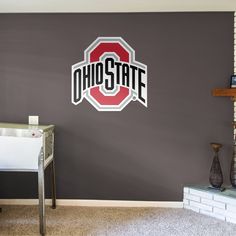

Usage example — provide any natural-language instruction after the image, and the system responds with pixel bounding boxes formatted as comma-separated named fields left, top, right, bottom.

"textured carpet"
left=0, top=206, right=236, bottom=235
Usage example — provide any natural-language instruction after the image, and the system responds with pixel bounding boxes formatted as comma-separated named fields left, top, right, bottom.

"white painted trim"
left=0, top=199, right=183, bottom=208
left=0, top=0, right=235, bottom=13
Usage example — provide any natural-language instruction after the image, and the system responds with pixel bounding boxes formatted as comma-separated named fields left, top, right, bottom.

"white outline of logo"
left=71, top=37, right=147, bottom=111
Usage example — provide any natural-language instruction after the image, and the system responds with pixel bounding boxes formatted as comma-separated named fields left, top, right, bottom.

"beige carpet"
left=0, top=206, right=236, bottom=236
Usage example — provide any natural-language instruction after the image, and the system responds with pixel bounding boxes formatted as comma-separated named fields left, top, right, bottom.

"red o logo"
left=72, top=37, right=147, bottom=111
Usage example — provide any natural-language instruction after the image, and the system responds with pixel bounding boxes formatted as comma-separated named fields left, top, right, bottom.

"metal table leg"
left=38, top=148, right=46, bottom=236
left=51, top=159, right=56, bottom=209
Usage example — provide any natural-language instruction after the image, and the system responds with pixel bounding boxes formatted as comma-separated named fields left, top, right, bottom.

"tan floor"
left=0, top=206, right=236, bottom=235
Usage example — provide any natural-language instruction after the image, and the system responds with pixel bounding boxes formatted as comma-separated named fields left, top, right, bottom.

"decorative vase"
left=230, top=145, right=236, bottom=187
left=209, top=143, right=223, bottom=189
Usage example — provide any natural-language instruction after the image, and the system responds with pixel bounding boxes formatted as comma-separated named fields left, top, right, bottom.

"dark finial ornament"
left=209, top=143, right=224, bottom=191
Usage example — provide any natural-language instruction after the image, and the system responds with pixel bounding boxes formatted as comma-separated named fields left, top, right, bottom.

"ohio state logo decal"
left=71, top=37, right=147, bottom=111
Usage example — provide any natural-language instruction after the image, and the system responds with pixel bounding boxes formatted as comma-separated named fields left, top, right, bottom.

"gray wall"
left=0, top=13, right=233, bottom=201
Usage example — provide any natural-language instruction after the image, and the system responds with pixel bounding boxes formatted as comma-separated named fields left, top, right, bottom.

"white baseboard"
left=0, top=199, right=183, bottom=208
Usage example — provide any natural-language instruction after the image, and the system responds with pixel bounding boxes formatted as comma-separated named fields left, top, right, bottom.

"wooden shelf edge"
left=212, top=88, right=236, bottom=97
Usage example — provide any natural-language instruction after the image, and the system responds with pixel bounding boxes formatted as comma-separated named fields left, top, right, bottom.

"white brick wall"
left=184, top=193, right=200, bottom=202
left=200, top=209, right=225, bottom=220
left=184, top=204, right=200, bottom=213
left=227, top=204, right=236, bottom=213
left=214, top=207, right=226, bottom=215
left=201, top=198, right=225, bottom=209
left=189, top=189, right=213, bottom=200
left=183, top=187, right=236, bottom=223
left=226, top=217, right=236, bottom=224
left=190, top=200, right=212, bottom=211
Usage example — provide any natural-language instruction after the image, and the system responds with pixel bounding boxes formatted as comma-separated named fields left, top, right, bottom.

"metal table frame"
left=0, top=124, right=56, bottom=236
left=38, top=146, right=56, bottom=235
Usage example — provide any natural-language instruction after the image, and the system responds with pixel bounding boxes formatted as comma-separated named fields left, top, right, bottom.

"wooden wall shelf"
left=212, top=88, right=236, bottom=97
